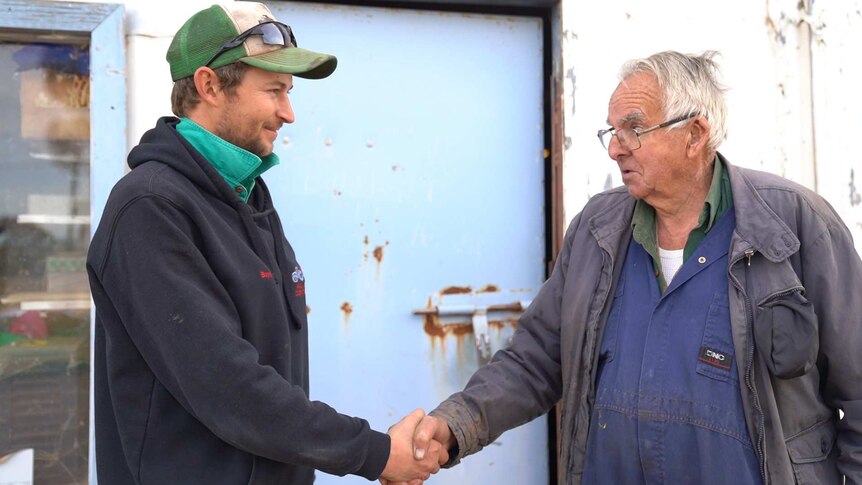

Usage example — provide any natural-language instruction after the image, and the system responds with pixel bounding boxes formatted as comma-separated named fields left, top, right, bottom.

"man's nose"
left=607, top=135, right=629, bottom=161
left=278, top=95, right=295, bottom=124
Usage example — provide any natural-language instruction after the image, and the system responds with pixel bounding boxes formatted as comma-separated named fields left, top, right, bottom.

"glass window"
left=0, top=41, right=91, bottom=485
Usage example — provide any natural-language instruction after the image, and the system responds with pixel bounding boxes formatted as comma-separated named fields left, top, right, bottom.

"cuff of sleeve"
left=429, top=402, right=477, bottom=468
left=357, top=430, right=391, bottom=480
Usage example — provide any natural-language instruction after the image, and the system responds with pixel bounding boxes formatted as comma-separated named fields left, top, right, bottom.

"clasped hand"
left=379, top=409, right=453, bottom=485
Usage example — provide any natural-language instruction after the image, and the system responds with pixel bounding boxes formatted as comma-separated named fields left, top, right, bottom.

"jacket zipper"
left=760, top=286, right=804, bottom=304
left=568, top=247, right=614, bottom=481
left=729, top=248, right=767, bottom=483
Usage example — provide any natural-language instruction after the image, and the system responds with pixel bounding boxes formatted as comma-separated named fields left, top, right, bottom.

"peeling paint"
left=565, top=67, right=576, bottom=116
left=850, top=169, right=862, bottom=206
left=765, top=14, right=787, bottom=44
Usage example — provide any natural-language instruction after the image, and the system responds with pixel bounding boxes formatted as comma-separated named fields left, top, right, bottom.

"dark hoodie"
left=87, top=117, right=390, bottom=484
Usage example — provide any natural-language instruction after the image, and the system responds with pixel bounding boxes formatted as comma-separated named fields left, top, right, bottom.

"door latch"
left=414, top=295, right=533, bottom=360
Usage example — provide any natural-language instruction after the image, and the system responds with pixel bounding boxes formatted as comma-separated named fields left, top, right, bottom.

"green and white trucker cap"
left=167, top=2, right=337, bottom=81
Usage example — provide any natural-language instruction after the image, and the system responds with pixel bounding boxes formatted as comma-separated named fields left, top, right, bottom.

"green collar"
left=631, top=155, right=732, bottom=289
left=176, top=118, right=279, bottom=202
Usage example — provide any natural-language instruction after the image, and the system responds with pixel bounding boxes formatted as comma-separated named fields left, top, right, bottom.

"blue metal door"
left=265, top=3, right=547, bottom=483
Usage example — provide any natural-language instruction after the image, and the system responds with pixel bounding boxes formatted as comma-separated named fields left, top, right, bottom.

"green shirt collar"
left=176, top=118, right=279, bottom=202
left=631, top=155, right=732, bottom=289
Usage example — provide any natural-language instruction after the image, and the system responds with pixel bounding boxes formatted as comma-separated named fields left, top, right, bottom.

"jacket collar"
left=582, top=153, right=800, bottom=264
left=722, top=153, right=800, bottom=262
left=588, top=187, right=636, bottom=254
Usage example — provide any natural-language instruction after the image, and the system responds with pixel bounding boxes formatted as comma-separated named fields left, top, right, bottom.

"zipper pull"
left=745, top=249, right=754, bottom=267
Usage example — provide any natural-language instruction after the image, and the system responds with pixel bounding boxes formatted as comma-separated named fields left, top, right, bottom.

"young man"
left=87, top=3, right=444, bottom=484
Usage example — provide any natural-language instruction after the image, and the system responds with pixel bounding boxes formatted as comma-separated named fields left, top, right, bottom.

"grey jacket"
left=431, top=154, right=862, bottom=484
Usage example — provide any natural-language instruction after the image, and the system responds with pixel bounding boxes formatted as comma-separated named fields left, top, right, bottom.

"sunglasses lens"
left=259, top=23, right=288, bottom=46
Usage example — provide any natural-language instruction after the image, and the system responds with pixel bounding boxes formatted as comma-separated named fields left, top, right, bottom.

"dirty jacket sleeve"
left=90, top=195, right=390, bottom=479
left=429, top=213, right=580, bottom=464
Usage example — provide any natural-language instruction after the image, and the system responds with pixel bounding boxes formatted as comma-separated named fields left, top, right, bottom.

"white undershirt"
left=659, top=247, right=685, bottom=283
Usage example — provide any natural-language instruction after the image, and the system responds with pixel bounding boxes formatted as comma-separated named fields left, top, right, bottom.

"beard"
left=214, top=107, right=272, bottom=158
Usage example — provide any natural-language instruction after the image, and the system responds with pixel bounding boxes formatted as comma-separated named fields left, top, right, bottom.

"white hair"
left=619, top=50, right=728, bottom=151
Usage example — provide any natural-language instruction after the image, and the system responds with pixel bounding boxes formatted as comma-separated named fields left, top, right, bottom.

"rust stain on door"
left=340, top=302, right=353, bottom=328
left=440, top=285, right=472, bottom=295
left=373, top=245, right=385, bottom=263
left=476, top=284, right=500, bottom=293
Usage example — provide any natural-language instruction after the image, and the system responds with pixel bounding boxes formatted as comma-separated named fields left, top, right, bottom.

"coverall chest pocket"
left=696, top=292, right=738, bottom=383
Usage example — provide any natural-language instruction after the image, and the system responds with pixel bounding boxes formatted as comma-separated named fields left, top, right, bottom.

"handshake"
left=379, top=409, right=453, bottom=485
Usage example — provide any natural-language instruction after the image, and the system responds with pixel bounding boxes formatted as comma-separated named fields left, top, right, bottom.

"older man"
left=407, top=51, right=862, bottom=484
left=87, top=3, right=445, bottom=484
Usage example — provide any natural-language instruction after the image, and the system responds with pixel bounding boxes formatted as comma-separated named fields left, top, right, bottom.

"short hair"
left=170, top=62, right=251, bottom=117
left=619, top=50, right=728, bottom=151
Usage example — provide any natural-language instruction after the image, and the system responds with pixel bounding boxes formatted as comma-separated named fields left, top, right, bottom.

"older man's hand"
left=379, top=409, right=448, bottom=485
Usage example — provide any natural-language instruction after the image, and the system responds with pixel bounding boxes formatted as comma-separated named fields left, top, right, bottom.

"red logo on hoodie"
left=260, top=271, right=273, bottom=279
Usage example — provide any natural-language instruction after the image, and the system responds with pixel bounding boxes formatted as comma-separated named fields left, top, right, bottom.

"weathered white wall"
left=560, top=0, right=862, bottom=252
left=809, top=1, right=862, bottom=249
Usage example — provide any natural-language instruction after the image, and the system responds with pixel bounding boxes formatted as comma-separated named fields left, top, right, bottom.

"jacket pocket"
left=754, top=288, right=819, bottom=379
left=785, top=418, right=841, bottom=485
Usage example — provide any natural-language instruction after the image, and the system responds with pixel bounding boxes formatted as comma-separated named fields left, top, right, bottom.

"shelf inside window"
left=1, top=292, right=90, bottom=311
left=16, top=214, right=90, bottom=225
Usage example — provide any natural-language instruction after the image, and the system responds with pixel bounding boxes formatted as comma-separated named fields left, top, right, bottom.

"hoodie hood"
left=128, top=117, right=242, bottom=207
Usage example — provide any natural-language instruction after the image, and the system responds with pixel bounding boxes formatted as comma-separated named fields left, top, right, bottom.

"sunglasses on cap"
left=204, top=21, right=298, bottom=68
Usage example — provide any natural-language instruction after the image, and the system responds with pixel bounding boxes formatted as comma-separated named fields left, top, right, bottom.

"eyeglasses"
left=204, top=21, right=297, bottom=68
left=597, top=113, right=696, bottom=151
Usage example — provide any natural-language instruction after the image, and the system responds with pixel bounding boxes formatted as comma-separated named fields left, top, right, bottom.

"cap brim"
left=240, top=47, right=337, bottom=80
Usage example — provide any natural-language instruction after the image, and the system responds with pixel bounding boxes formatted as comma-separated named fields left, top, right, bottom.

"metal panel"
left=266, top=2, right=547, bottom=483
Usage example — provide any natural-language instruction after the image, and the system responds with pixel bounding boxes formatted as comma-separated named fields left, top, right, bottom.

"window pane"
left=0, top=41, right=90, bottom=485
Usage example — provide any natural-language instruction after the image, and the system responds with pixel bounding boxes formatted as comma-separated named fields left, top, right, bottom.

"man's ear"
left=686, top=115, right=711, bottom=156
left=193, top=66, right=222, bottom=107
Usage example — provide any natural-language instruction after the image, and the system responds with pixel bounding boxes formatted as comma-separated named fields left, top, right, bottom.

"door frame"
left=279, top=0, right=564, bottom=481
left=0, top=2, right=126, bottom=483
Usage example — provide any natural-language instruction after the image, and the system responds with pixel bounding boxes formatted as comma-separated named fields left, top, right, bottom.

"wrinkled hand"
left=379, top=409, right=449, bottom=485
left=412, top=414, right=454, bottom=462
